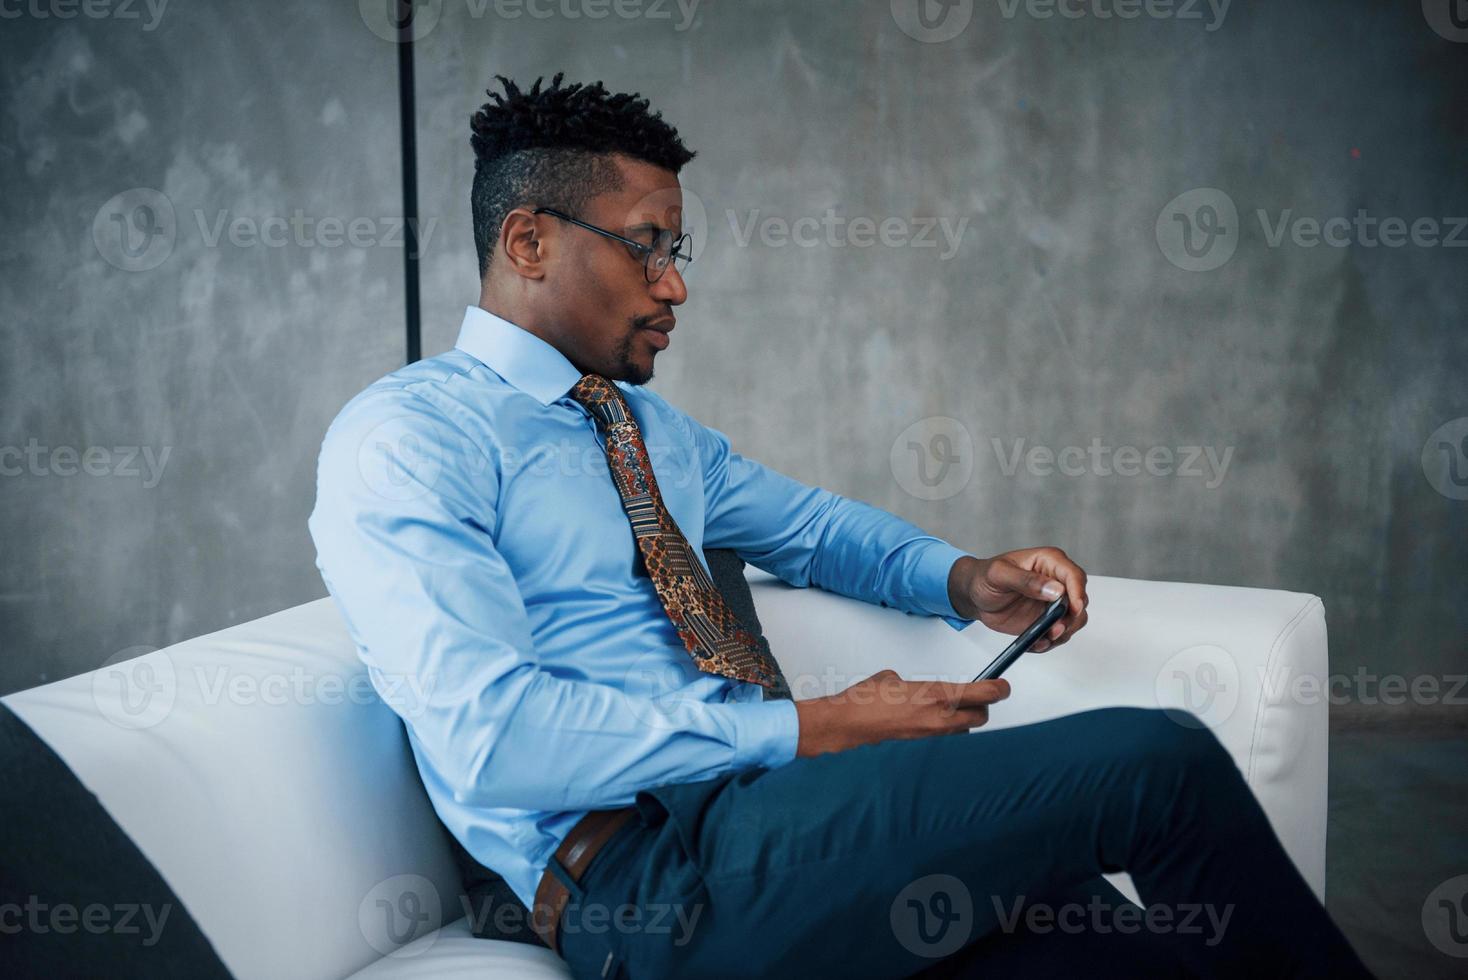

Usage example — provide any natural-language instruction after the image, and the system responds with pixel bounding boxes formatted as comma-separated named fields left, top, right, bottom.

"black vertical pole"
left=396, top=1, right=422, bottom=364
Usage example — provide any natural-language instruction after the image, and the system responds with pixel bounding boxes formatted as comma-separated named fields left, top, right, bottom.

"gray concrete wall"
left=412, top=0, right=1468, bottom=687
left=0, top=5, right=406, bottom=695
left=3, top=0, right=1464, bottom=698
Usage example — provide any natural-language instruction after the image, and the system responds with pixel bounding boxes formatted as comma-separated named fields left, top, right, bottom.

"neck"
left=479, top=289, right=563, bottom=352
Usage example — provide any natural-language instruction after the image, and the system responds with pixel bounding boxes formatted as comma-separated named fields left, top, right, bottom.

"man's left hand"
left=947, top=548, right=1089, bottom=652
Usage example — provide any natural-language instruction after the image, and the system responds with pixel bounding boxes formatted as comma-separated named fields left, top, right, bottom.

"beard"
left=611, top=314, right=661, bottom=386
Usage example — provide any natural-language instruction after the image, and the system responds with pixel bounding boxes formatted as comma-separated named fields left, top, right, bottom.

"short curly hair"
left=469, top=73, right=696, bottom=276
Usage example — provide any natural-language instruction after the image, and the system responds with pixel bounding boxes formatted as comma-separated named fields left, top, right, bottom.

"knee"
left=1082, top=706, right=1234, bottom=774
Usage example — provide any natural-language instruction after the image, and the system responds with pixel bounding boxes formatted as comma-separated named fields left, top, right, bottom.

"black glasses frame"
left=531, top=207, right=692, bottom=283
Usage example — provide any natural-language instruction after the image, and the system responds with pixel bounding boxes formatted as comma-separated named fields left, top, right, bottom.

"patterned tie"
left=569, top=374, right=789, bottom=696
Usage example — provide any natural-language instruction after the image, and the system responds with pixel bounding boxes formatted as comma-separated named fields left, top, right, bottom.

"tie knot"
left=569, top=374, right=631, bottom=428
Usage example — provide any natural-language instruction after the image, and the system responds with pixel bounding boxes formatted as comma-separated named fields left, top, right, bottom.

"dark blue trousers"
left=556, top=707, right=1370, bottom=979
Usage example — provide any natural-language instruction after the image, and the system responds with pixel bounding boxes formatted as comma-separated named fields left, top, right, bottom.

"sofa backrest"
left=5, top=598, right=457, bottom=980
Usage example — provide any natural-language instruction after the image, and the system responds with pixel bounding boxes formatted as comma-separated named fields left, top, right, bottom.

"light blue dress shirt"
left=308, top=306, right=974, bottom=907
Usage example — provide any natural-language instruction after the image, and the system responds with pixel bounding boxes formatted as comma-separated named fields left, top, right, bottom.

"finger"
left=1058, top=564, right=1088, bottom=622
left=1029, top=619, right=1066, bottom=653
left=956, top=703, right=993, bottom=729
left=909, top=679, right=962, bottom=711
left=927, top=703, right=992, bottom=733
left=1033, top=550, right=1088, bottom=629
left=986, top=558, right=1063, bottom=603
left=926, top=712, right=988, bottom=737
left=955, top=678, right=1011, bottom=708
left=1054, top=606, right=1089, bottom=646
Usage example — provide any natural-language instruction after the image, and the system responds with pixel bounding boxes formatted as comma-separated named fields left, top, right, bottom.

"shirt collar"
left=453, top=306, right=585, bottom=406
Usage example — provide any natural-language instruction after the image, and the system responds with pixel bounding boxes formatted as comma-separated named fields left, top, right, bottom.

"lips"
left=639, top=326, right=671, bottom=350
left=638, top=319, right=674, bottom=350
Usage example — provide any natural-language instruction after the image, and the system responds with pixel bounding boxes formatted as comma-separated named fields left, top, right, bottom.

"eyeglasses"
left=532, top=207, right=693, bottom=283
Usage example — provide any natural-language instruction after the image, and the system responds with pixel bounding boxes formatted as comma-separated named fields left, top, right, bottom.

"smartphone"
left=971, top=594, right=1069, bottom=682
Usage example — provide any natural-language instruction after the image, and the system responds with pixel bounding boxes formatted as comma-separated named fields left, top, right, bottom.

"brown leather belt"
left=532, top=807, right=638, bottom=955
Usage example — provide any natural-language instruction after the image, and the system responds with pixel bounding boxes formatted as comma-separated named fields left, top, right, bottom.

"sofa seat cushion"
left=345, top=917, right=570, bottom=979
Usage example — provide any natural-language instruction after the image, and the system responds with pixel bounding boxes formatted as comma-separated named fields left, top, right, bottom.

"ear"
left=498, top=208, right=548, bottom=280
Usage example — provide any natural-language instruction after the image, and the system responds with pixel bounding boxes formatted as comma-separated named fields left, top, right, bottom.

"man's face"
left=541, top=154, right=689, bottom=385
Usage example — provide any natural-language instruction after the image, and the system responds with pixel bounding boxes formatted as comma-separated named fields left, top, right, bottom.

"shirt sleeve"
left=308, top=388, right=798, bottom=814
left=663, top=399, right=975, bottom=633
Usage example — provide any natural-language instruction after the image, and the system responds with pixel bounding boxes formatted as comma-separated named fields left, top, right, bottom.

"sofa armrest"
left=746, top=570, right=1329, bottom=900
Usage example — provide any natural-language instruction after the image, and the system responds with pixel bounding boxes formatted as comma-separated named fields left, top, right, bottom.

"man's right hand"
left=792, top=670, right=1011, bottom=758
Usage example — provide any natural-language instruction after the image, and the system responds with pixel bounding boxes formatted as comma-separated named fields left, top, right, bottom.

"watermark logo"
left=891, top=874, right=973, bottom=958
left=891, top=0, right=974, bottom=42
left=1423, top=874, right=1468, bottom=958
left=359, top=874, right=442, bottom=957
left=1160, top=188, right=1466, bottom=271
left=623, top=652, right=706, bottom=732
left=623, top=184, right=709, bottom=272
left=1422, top=417, right=1468, bottom=501
left=93, top=188, right=176, bottom=272
left=94, top=188, right=437, bottom=271
left=357, top=417, right=445, bottom=502
left=890, top=417, right=975, bottom=501
left=1156, top=188, right=1239, bottom=272
left=190, top=665, right=436, bottom=718
left=1422, top=0, right=1468, bottom=42
left=893, top=427, right=1234, bottom=499
left=193, top=209, right=436, bottom=252
left=359, top=0, right=443, bottom=42
left=91, top=647, right=176, bottom=731
left=1154, top=644, right=1240, bottom=729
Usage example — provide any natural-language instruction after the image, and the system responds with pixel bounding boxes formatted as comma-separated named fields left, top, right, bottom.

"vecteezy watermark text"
left=92, top=188, right=441, bottom=272
left=356, top=873, right=704, bottom=959
left=725, top=209, right=970, bottom=260
left=991, top=437, right=1234, bottom=488
left=1255, top=209, right=1468, bottom=249
left=0, top=0, right=168, bottom=30
left=0, top=897, right=172, bottom=946
left=192, top=209, right=439, bottom=252
left=0, top=440, right=171, bottom=488
left=462, top=895, right=703, bottom=947
left=994, top=0, right=1230, bottom=31
left=1157, top=187, right=1468, bottom=272
left=358, top=0, right=703, bottom=43
left=889, top=417, right=1236, bottom=501
left=991, top=895, right=1234, bottom=946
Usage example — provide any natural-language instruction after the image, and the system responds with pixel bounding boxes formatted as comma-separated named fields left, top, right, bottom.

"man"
left=309, top=74, right=1369, bottom=978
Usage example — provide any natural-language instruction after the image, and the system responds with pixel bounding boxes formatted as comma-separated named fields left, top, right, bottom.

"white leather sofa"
left=4, top=571, right=1329, bottom=979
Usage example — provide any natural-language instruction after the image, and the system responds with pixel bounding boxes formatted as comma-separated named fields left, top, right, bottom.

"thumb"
left=986, top=558, right=1063, bottom=602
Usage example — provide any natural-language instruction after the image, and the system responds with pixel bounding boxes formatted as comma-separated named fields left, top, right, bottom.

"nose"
left=650, top=262, right=688, bottom=306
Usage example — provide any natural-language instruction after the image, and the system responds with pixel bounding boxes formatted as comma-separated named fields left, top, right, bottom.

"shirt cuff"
left=726, top=697, right=800, bottom=770
left=908, top=540, right=977, bottom=632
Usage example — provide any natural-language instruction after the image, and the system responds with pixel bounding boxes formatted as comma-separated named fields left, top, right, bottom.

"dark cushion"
left=0, top=703, right=231, bottom=979
left=704, top=546, right=765, bottom=637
